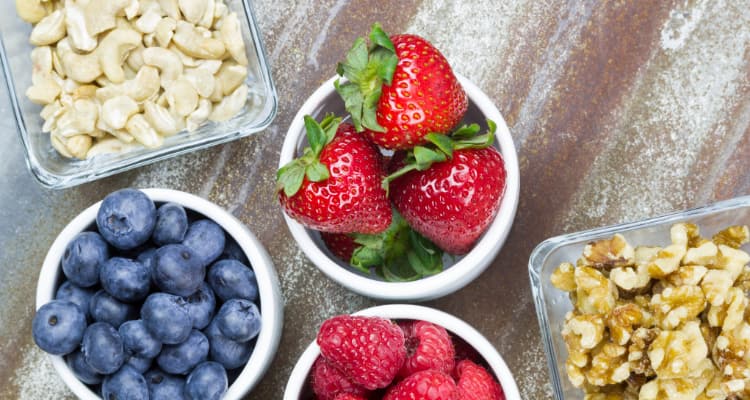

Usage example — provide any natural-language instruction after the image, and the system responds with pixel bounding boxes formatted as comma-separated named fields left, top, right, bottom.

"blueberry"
left=215, top=299, right=261, bottom=342
left=141, top=293, right=192, bottom=344
left=157, top=330, right=209, bottom=375
left=96, top=189, right=157, bottom=250
left=137, top=248, right=156, bottom=277
left=220, top=236, right=249, bottom=264
left=89, top=290, right=137, bottom=328
left=61, top=232, right=109, bottom=287
left=55, top=281, right=95, bottom=320
left=207, top=259, right=258, bottom=302
left=203, top=319, right=254, bottom=370
left=32, top=300, right=87, bottom=355
left=82, top=322, right=125, bottom=374
left=66, top=350, right=102, bottom=385
left=183, top=220, right=225, bottom=267
left=119, top=320, right=162, bottom=359
left=185, top=361, right=227, bottom=400
left=145, top=369, right=187, bottom=400
left=100, top=257, right=151, bottom=303
left=101, top=364, right=148, bottom=400
left=152, top=203, right=189, bottom=246
left=182, top=283, right=216, bottom=329
left=125, top=354, right=153, bottom=374
left=153, top=244, right=204, bottom=297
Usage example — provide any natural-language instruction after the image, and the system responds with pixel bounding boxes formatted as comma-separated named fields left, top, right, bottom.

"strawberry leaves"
left=383, top=120, right=497, bottom=191
left=277, top=114, right=341, bottom=197
left=335, top=23, right=398, bottom=133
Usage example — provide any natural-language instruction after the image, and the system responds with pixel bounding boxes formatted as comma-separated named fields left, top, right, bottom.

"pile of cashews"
left=19, top=0, right=253, bottom=159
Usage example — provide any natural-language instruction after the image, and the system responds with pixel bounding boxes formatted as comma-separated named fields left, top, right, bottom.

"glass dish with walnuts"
left=549, top=222, right=750, bottom=400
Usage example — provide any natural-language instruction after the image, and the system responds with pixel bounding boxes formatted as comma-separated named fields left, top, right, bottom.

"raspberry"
left=317, top=315, right=406, bottom=390
left=334, top=394, right=368, bottom=400
left=452, top=335, right=483, bottom=365
left=398, top=320, right=455, bottom=379
left=383, top=370, right=458, bottom=400
left=311, top=357, right=369, bottom=400
left=455, top=360, right=505, bottom=400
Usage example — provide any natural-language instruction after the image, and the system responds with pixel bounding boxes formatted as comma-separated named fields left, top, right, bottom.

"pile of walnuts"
left=552, top=223, right=750, bottom=400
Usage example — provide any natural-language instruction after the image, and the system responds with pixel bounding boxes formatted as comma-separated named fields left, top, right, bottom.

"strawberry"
left=321, top=232, right=359, bottom=262
left=454, top=360, right=505, bottom=400
left=398, top=320, right=456, bottom=379
left=311, top=357, right=369, bottom=400
left=277, top=115, right=392, bottom=234
left=383, top=370, right=459, bottom=400
left=317, top=315, right=406, bottom=390
left=336, top=24, right=467, bottom=149
left=385, top=122, right=506, bottom=254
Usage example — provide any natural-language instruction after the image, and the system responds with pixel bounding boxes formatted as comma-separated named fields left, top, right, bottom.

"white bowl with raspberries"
left=284, top=304, right=521, bottom=399
left=34, top=188, right=283, bottom=400
left=278, top=73, right=520, bottom=301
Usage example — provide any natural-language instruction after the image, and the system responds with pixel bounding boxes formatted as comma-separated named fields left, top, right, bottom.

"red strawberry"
left=277, top=115, right=392, bottom=234
left=398, top=320, right=455, bottom=379
left=336, top=24, right=467, bottom=149
left=311, top=357, right=369, bottom=400
left=385, top=123, right=506, bottom=254
left=455, top=360, right=505, bottom=400
left=317, top=315, right=406, bottom=390
left=383, top=370, right=459, bottom=400
left=321, top=232, right=358, bottom=262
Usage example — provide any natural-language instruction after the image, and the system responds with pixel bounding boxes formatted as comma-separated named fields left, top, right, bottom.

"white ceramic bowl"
left=279, top=75, right=520, bottom=301
left=284, top=304, right=521, bottom=399
left=35, top=188, right=284, bottom=399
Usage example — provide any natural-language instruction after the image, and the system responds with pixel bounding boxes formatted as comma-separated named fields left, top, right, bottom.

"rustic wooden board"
left=2, top=0, right=750, bottom=398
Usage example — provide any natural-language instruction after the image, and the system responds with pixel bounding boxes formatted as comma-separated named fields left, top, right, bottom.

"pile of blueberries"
left=32, top=189, right=262, bottom=400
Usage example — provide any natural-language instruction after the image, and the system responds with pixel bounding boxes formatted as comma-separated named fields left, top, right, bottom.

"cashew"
left=95, top=66, right=161, bottom=103
left=197, top=0, right=215, bottom=29
left=84, top=0, right=131, bottom=36
left=16, top=0, right=48, bottom=24
left=209, top=84, right=246, bottom=122
left=55, top=99, right=98, bottom=137
left=31, top=46, right=54, bottom=84
left=168, top=44, right=199, bottom=67
left=72, top=85, right=98, bottom=100
left=126, top=114, right=164, bottom=148
left=216, top=62, right=248, bottom=96
left=26, top=77, right=61, bottom=105
left=173, top=20, right=225, bottom=59
left=186, top=98, right=211, bottom=131
left=65, top=135, right=93, bottom=159
left=219, top=12, right=248, bottom=66
left=101, top=127, right=136, bottom=143
left=165, top=79, right=199, bottom=117
left=193, top=59, right=222, bottom=74
left=30, top=10, right=66, bottom=46
left=51, top=132, right=74, bottom=158
left=41, top=101, right=65, bottom=132
left=158, top=0, right=182, bottom=20
left=178, top=0, right=209, bottom=24
left=124, top=0, right=141, bottom=20
left=154, top=17, right=177, bottom=47
left=127, top=46, right=146, bottom=71
left=142, top=47, right=183, bottom=85
left=57, top=38, right=102, bottom=83
left=144, top=101, right=183, bottom=136
left=183, top=68, right=215, bottom=98
left=135, top=10, right=163, bottom=34
left=51, top=50, right=65, bottom=78
left=101, top=96, right=140, bottom=130
left=87, top=136, right=137, bottom=158
left=213, top=1, right=228, bottom=23
left=139, top=0, right=164, bottom=15
left=64, top=1, right=97, bottom=52
left=98, top=28, right=143, bottom=84
left=143, top=33, right=156, bottom=48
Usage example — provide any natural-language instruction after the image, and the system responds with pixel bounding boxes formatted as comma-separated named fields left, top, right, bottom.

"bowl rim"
left=283, top=304, right=522, bottom=400
left=528, top=195, right=750, bottom=400
left=278, top=74, right=520, bottom=301
left=35, top=188, right=284, bottom=400
left=0, top=0, right=278, bottom=190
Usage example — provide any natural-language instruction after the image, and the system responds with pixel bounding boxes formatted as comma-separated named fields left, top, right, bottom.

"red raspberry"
left=455, top=360, right=505, bottom=400
left=317, top=315, right=406, bottom=390
left=398, top=320, right=455, bottom=379
left=311, top=357, right=369, bottom=400
left=452, top=335, right=483, bottom=365
left=383, top=370, right=458, bottom=400
left=334, top=394, right=368, bottom=400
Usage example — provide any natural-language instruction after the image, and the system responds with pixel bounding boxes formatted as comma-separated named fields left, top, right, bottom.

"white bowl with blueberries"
left=34, top=188, right=283, bottom=400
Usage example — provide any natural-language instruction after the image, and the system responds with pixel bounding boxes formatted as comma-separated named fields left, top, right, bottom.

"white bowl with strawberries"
left=277, top=24, right=519, bottom=301
left=284, top=304, right=521, bottom=400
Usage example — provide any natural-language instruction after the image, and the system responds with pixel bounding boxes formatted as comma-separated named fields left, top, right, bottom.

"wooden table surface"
left=2, top=0, right=750, bottom=398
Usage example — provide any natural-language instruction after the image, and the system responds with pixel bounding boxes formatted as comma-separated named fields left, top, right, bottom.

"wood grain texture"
left=1, top=0, right=750, bottom=399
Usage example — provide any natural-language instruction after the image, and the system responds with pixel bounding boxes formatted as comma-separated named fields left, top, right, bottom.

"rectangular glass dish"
left=0, top=0, right=277, bottom=189
left=528, top=196, right=750, bottom=400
